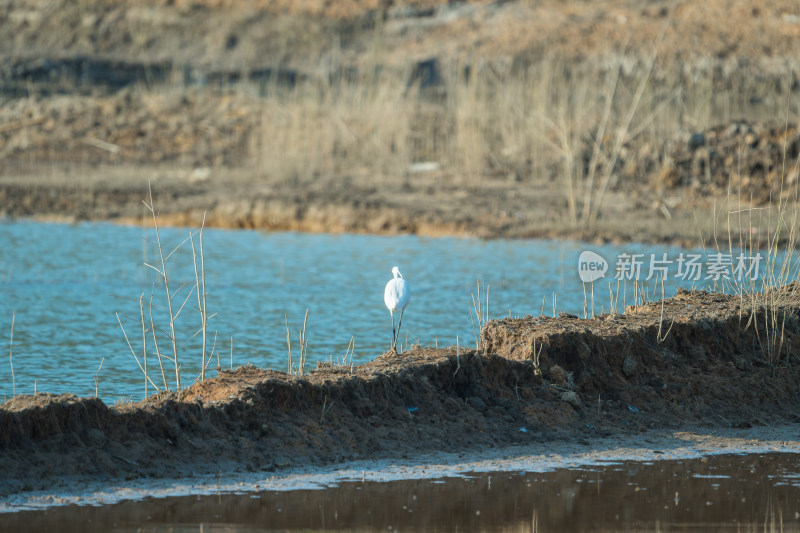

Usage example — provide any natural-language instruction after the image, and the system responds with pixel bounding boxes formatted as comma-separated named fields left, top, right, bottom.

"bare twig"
left=656, top=274, right=675, bottom=343
left=143, top=182, right=181, bottom=389
left=149, top=285, right=168, bottom=390
left=454, top=336, right=461, bottom=377
left=116, top=312, right=160, bottom=392
left=94, top=357, right=105, bottom=398
left=191, top=212, right=208, bottom=380
left=210, top=330, right=218, bottom=369
left=581, top=62, right=621, bottom=221
left=470, top=280, right=490, bottom=349
left=9, top=311, right=15, bottom=397
left=285, top=314, right=292, bottom=373
left=200, top=330, right=219, bottom=374
left=139, top=294, right=147, bottom=398
left=342, top=336, right=356, bottom=370
left=588, top=26, right=667, bottom=227
left=297, top=309, right=309, bottom=376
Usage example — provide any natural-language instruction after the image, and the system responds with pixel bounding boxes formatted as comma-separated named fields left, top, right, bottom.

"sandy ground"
left=2, top=423, right=799, bottom=512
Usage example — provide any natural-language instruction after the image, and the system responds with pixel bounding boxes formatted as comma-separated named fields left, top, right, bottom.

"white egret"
left=384, top=266, right=410, bottom=354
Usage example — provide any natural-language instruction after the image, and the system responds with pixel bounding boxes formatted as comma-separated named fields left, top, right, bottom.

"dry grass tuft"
left=116, top=186, right=218, bottom=397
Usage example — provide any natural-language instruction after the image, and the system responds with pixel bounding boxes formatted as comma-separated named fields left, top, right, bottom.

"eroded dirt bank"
left=2, top=287, right=800, bottom=497
left=3, top=115, right=800, bottom=245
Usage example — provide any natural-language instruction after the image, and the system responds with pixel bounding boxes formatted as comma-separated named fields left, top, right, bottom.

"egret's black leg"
left=395, top=309, right=405, bottom=353
left=390, top=311, right=397, bottom=352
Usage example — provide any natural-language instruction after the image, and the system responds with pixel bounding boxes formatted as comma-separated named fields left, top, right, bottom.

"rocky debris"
left=652, top=121, right=800, bottom=204
left=0, top=91, right=254, bottom=169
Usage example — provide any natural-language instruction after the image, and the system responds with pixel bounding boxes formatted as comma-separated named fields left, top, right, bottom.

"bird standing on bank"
left=384, top=266, right=410, bottom=354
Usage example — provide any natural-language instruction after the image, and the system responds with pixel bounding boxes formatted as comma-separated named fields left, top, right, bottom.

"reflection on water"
left=2, top=453, right=800, bottom=531
left=0, top=220, right=717, bottom=401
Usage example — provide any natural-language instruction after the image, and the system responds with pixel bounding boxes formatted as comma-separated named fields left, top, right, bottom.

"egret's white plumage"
left=384, top=266, right=410, bottom=354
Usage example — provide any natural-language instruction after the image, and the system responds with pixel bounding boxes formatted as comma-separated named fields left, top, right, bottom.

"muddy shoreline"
left=3, top=425, right=800, bottom=514
left=2, top=287, right=800, bottom=500
left=0, top=171, right=714, bottom=245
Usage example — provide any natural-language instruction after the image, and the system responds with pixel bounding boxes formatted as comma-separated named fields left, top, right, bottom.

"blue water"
left=0, top=220, right=770, bottom=402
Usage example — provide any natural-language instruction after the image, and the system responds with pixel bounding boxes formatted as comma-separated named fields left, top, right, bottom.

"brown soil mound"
left=2, top=286, right=799, bottom=496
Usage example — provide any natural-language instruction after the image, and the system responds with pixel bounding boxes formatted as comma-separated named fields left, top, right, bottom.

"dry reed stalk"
left=555, top=95, right=579, bottom=225
left=447, top=66, right=487, bottom=184
left=116, top=311, right=160, bottom=392
left=581, top=62, right=620, bottom=222
left=9, top=311, right=15, bottom=397
left=470, top=280, right=490, bottom=349
left=284, top=310, right=309, bottom=375
left=622, top=279, right=627, bottom=312
left=720, top=88, right=800, bottom=367
left=244, top=43, right=765, bottom=235
left=94, top=357, right=104, bottom=398
left=588, top=27, right=666, bottom=227
left=139, top=293, right=147, bottom=397
left=656, top=274, right=674, bottom=343
left=143, top=183, right=181, bottom=389
left=190, top=212, right=208, bottom=380
left=338, top=336, right=355, bottom=369
left=149, top=285, right=169, bottom=390
left=297, top=309, right=309, bottom=376
left=254, top=66, right=417, bottom=186
left=210, top=330, right=218, bottom=369
left=468, top=307, right=477, bottom=351
left=454, top=336, right=460, bottom=377
left=285, top=314, right=292, bottom=373
left=582, top=282, right=588, bottom=319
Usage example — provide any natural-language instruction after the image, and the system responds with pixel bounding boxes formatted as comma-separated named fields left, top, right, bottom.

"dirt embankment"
left=2, top=116, right=800, bottom=244
left=2, top=287, right=800, bottom=495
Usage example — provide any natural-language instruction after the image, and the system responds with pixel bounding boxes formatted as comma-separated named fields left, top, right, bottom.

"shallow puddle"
left=3, top=453, right=800, bottom=532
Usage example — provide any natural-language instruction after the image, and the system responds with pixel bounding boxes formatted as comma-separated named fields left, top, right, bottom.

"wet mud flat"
left=2, top=286, right=800, bottom=499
